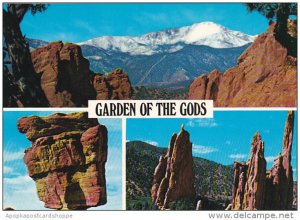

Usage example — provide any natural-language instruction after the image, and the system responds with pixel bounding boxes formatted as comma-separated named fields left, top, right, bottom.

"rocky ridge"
left=151, top=125, right=195, bottom=209
left=31, top=42, right=132, bottom=107
left=231, top=111, right=294, bottom=210
left=189, top=23, right=297, bottom=107
left=18, top=112, right=108, bottom=210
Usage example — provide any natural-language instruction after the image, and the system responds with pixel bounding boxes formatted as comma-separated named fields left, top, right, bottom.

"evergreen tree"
left=245, top=3, right=297, bottom=57
left=3, top=4, right=49, bottom=106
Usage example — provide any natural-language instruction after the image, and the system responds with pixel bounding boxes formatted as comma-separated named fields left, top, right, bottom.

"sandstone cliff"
left=151, top=125, right=195, bottom=209
left=31, top=42, right=132, bottom=107
left=231, top=111, right=294, bottom=210
left=189, top=24, right=297, bottom=107
left=92, top=68, right=132, bottom=100
left=18, top=112, right=107, bottom=210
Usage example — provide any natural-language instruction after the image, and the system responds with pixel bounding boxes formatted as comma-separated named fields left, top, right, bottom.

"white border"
left=1, top=0, right=299, bottom=219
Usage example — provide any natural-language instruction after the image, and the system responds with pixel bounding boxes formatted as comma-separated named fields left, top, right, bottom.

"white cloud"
left=134, top=12, right=170, bottom=26
left=3, top=175, right=46, bottom=210
left=144, top=140, right=159, bottom=147
left=3, top=150, right=24, bottom=162
left=229, top=154, right=248, bottom=159
left=187, top=119, right=218, bottom=128
left=74, top=20, right=97, bottom=35
left=193, top=144, right=217, bottom=154
left=4, top=175, right=32, bottom=185
left=98, top=118, right=122, bottom=132
left=52, top=32, right=78, bottom=42
left=3, top=166, right=14, bottom=174
left=265, top=156, right=277, bottom=163
left=225, top=140, right=231, bottom=145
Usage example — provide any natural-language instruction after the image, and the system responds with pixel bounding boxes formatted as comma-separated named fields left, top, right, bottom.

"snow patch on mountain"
left=78, top=22, right=256, bottom=55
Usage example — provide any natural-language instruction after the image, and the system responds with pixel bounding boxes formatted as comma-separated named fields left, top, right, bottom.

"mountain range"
left=27, top=22, right=255, bottom=87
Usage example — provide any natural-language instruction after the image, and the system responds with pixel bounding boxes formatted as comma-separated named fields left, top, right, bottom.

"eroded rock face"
left=265, top=111, right=294, bottom=210
left=231, top=111, right=295, bottom=210
left=189, top=70, right=222, bottom=100
left=31, top=42, right=96, bottom=107
left=151, top=126, right=195, bottom=209
left=92, top=68, right=132, bottom=100
left=31, top=42, right=132, bottom=106
left=189, top=24, right=297, bottom=107
left=243, top=133, right=266, bottom=210
left=231, top=162, right=247, bottom=210
left=18, top=112, right=107, bottom=210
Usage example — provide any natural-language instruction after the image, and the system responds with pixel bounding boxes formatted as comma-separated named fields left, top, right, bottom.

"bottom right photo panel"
left=126, top=111, right=297, bottom=211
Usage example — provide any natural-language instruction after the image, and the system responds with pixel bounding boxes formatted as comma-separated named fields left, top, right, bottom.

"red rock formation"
left=231, top=162, right=247, bottom=210
left=31, top=42, right=96, bottom=107
left=151, top=126, right=195, bottom=209
left=189, top=70, right=222, bottom=100
left=31, top=42, right=132, bottom=106
left=231, top=111, right=295, bottom=210
left=151, top=155, right=167, bottom=202
left=18, top=112, right=107, bottom=210
left=92, top=68, right=132, bottom=100
left=189, top=24, right=296, bottom=107
left=265, top=111, right=294, bottom=210
left=243, top=133, right=266, bottom=210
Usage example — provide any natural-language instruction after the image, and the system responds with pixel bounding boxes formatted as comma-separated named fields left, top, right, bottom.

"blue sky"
left=3, top=111, right=122, bottom=210
left=17, top=3, right=269, bottom=42
left=127, top=111, right=297, bottom=179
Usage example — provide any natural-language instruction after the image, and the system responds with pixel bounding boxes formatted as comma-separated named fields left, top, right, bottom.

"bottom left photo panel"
left=3, top=111, right=123, bottom=211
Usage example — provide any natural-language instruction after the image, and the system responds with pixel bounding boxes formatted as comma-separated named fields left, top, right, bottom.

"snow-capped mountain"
left=78, top=22, right=255, bottom=55
left=28, top=22, right=256, bottom=86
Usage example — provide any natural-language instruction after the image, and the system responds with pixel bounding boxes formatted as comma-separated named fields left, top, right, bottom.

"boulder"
left=18, top=112, right=107, bottom=210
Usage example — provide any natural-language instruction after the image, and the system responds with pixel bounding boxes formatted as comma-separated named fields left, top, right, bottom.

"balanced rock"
left=92, top=68, right=132, bottom=100
left=18, top=112, right=107, bottom=210
left=151, top=126, right=195, bottom=209
left=189, top=23, right=296, bottom=107
left=31, top=42, right=96, bottom=107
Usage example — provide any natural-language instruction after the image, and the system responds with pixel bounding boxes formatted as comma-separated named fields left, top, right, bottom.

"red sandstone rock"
left=243, top=132, right=266, bottom=210
left=18, top=112, right=107, bottom=210
left=151, top=155, right=167, bottom=202
left=92, top=68, right=132, bottom=100
left=231, top=162, right=247, bottom=210
left=189, top=24, right=297, bottom=107
left=151, top=126, right=195, bottom=209
left=265, top=111, right=294, bottom=210
left=189, top=74, right=207, bottom=99
left=31, top=42, right=96, bottom=107
left=231, top=111, right=295, bottom=210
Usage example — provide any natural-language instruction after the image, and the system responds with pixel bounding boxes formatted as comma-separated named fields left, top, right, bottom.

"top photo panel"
left=3, top=3, right=297, bottom=107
